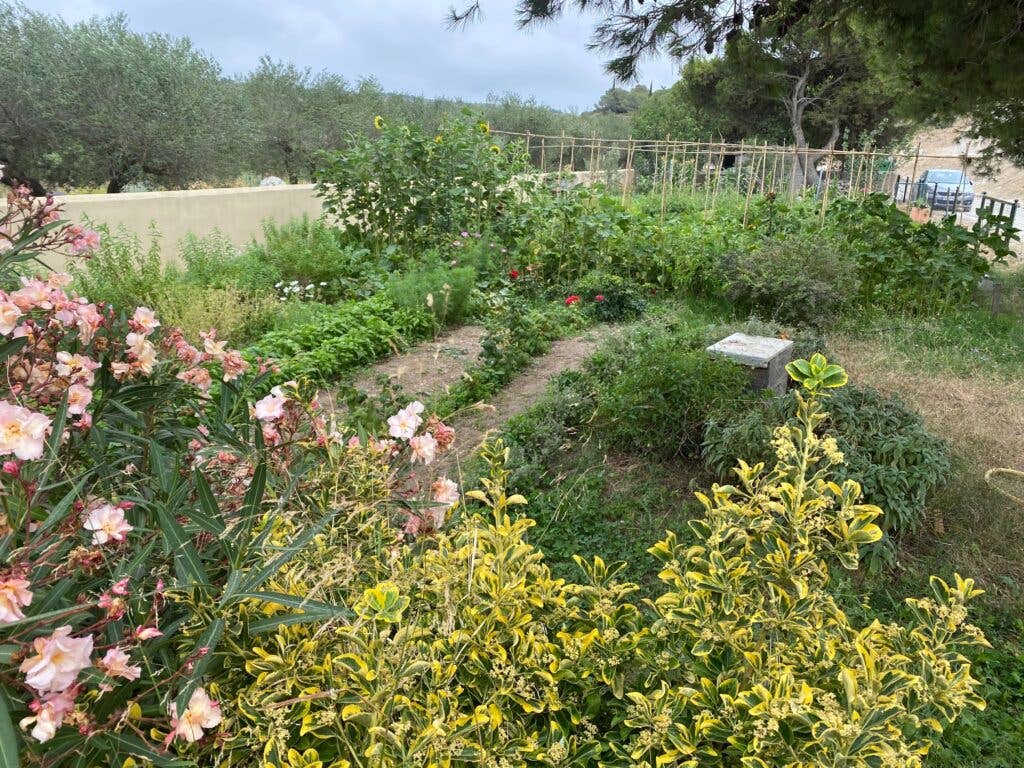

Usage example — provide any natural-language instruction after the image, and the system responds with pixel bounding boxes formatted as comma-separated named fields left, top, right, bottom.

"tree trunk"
left=783, top=64, right=844, bottom=193
left=0, top=162, right=48, bottom=197
left=106, top=175, right=125, bottom=194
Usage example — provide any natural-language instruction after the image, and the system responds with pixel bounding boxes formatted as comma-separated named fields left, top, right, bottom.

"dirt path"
left=350, top=325, right=487, bottom=401
left=437, top=324, right=626, bottom=477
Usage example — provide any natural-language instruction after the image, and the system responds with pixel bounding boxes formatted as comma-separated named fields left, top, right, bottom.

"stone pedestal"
left=706, top=333, right=794, bottom=395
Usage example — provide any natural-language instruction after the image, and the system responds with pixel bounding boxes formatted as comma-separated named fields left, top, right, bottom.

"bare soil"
left=433, top=324, right=627, bottom=478
left=350, top=325, right=487, bottom=401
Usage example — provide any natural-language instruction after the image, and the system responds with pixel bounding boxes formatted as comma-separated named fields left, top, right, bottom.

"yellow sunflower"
left=435, top=135, right=443, bottom=144
left=373, top=115, right=385, bottom=130
left=489, top=144, right=501, bottom=154
left=477, top=121, right=490, bottom=134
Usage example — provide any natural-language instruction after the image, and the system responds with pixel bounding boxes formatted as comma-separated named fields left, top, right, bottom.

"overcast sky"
left=31, top=0, right=681, bottom=111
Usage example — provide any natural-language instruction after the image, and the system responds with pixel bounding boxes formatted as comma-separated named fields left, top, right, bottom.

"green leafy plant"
left=316, top=113, right=528, bottom=252
left=595, top=338, right=751, bottom=458
left=571, top=270, right=647, bottom=321
left=246, top=296, right=434, bottom=384
left=386, top=260, right=476, bottom=330
left=722, top=233, right=859, bottom=327
left=704, top=380, right=951, bottom=566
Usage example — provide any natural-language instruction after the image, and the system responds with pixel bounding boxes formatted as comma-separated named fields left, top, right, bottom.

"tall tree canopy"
left=0, top=6, right=239, bottom=192
left=453, top=0, right=1024, bottom=164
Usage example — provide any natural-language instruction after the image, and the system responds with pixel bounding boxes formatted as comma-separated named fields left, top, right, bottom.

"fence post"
left=736, top=140, right=745, bottom=193
left=660, top=134, right=671, bottom=221
left=909, top=143, right=921, bottom=205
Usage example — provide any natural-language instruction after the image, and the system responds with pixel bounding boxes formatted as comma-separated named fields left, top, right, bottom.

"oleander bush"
left=1, top=187, right=465, bottom=765
left=704, top=382, right=951, bottom=566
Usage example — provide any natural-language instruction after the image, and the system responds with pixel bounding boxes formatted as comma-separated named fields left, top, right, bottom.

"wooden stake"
left=692, top=142, right=701, bottom=198
left=661, top=134, right=671, bottom=221
left=589, top=131, right=597, bottom=184
left=820, top=151, right=834, bottom=221
left=736, top=140, right=745, bottom=193
left=908, top=143, right=922, bottom=206
left=769, top=145, right=781, bottom=194
left=711, top=142, right=725, bottom=212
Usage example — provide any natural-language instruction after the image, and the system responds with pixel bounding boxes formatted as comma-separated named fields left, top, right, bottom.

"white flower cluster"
left=274, top=280, right=329, bottom=302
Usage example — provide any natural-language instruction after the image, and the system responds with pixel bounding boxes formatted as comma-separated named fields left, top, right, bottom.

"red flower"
left=509, top=269, right=519, bottom=280
left=594, top=294, right=605, bottom=302
left=565, top=295, right=580, bottom=306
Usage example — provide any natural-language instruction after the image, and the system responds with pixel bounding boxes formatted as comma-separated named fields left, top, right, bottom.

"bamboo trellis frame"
left=492, top=129, right=975, bottom=214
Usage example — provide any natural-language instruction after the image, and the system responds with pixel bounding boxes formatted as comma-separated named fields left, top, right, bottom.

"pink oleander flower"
left=431, top=476, right=459, bottom=506
left=69, top=228, right=101, bottom=255
left=0, top=400, right=52, bottom=460
left=74, top=303, right=103, bottom=344
left=126, top=333, right=157, bottom=375
left=177, top=367, right=212, bottom=393
left=47, top=273, right=72, bottom=288
left=55, top=352, right=100, bottom=386
left=220, top=349, right=248, bottom=382
left=11, top=278, right=53, bottom=311
left=82, top=503, right=132, bottom=545
left=168, top=687, right=222, bottom=743
left=427, top=417, right=455, bottom=452
left=261, top=422, right=281, bottom=445
left=0, top=575, right=33, bottom=624
left=0, top=299, right=23, bottom=335
left=19, top=688, right=77, bottom=743
left=201, top=330, right=226, bottom=360
left=98, top=647, right=141, bottom=681
left=387, top=401, right=424, bottom=440
left=133, top=625, right=163, bottom=641
left=19, top=626, right=93, bottom=694
left=65, top=384, right=93, bottom=416
left=409, top=433, right=437, bottom=465
left=253, top=387, right=286, bottom=422
left=565, top=294, right=581, bottom=306
left=131, top=306, right=160, bottom=334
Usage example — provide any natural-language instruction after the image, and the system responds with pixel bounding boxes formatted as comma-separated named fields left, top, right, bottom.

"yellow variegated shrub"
left=212, top=360, right=986, bottom=768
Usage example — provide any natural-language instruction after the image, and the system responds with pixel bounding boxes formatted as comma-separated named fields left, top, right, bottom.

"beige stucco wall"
left=38, top=184, right=323, bottom=269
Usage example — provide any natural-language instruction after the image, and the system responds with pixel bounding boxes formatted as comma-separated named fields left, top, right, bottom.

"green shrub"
left=704, top=383, right=951, bottom=562
left=316, top=113, right=528, bottom=251
left=246, top=216, right=386, bottom=301
left=386, top=260, right=476, bottom=328
left=571, top=270, right=646, bottom=321
left=68, top=220, right=172, bottom=311
left=829, top=193, right=1012, bottom=312
left=596, top=339, right=751, bottom=458
left=246, top=296, right=434, bottom=384
left=157, top=283, right=281, bottom=345
left=214, top=369, right=988, bottom=768
left=722, top=233, right=858, bottom=327
left=177, top=228, right=252, bottom=288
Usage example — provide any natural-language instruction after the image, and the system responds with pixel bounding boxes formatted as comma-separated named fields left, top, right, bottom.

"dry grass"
left=832, top=334, right=1024, bottom=595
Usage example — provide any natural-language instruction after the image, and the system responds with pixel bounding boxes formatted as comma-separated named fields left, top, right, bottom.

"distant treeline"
left=0, top=4, right=631, bottom=194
